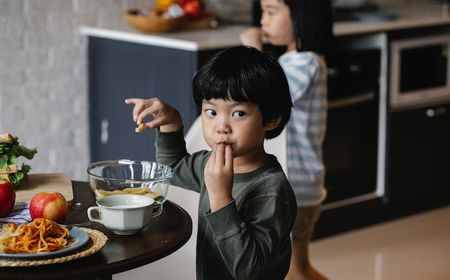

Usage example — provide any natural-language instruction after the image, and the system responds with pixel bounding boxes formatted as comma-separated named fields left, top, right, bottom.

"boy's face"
left=260, top=0, right=296, bottom=51
left=201, top=98, right=270, bottom=159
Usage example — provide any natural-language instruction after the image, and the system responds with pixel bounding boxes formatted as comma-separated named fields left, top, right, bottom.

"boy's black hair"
left=192, top=46, right=292, bottom=139
left=283, top=0, right=333, bottom=55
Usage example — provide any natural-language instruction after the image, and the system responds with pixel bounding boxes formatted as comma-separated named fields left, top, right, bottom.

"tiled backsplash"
left=0, top=0, right=437, bottom=181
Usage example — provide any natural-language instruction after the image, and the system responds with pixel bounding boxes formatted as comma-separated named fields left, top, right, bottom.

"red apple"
left=29, top=192, right=68, bottom=223
left=0, top=180, right=16, bottom=217
left=182, top=0, right=202, bottom=18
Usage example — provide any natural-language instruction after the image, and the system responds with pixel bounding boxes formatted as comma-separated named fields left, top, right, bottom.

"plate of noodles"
left=0, top=218, right=90, bottom=259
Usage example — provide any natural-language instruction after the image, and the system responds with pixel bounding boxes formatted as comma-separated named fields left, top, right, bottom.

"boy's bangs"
left=197, top=71, right=251, bottom=103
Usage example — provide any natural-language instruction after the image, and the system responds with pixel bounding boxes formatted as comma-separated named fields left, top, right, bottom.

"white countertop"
left=80, top=4, right=450, bottom=51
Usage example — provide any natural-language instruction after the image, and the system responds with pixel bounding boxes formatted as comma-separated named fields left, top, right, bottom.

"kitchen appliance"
left=390, top=33, right=450, bottom=109
left=387, top=28, right=450, bottom=203
left=322, top=47, right=382, bottom=209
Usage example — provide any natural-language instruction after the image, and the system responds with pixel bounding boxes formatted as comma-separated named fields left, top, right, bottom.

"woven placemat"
left=0, top=228, right=108, bottom=267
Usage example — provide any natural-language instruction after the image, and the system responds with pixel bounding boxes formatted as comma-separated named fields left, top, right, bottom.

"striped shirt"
left=278, top=51, right=327, bottom=206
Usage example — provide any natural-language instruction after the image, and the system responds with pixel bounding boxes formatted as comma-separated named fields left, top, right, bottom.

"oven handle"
left=328, top=91, right=375, bottom=109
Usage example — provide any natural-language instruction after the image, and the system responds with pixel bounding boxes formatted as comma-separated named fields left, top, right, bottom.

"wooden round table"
left=0, top=181, right=192, bottom=280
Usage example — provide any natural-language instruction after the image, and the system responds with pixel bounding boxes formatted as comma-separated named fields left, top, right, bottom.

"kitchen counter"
left=81, top=4, right=450, bottom=50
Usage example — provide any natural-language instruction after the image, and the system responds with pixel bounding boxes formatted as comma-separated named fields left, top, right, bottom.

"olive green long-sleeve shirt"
left=156, top=129, right=297, bottom=280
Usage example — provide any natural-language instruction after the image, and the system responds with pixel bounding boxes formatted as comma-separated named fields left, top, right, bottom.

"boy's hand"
left=240, top=27, right=263, bottom=51
left=124, top=97, right=182, bottom=132
left=204, top=144, right=233, bottom=212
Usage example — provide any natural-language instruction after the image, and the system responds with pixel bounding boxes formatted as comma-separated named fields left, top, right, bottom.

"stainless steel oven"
left=390, top=34, right=450, bottom=109
left=322, top=47, right=383, bottom=209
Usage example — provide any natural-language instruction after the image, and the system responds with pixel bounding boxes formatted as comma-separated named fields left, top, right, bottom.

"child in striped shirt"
left=241, top=0, right=333, bottom=279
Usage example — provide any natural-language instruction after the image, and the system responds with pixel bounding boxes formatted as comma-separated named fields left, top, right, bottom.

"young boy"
left=125, top=46, right=297, bottom=280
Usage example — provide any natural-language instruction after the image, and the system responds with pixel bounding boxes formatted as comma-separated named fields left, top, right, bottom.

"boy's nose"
left=216, top=120, right=231, bottom=134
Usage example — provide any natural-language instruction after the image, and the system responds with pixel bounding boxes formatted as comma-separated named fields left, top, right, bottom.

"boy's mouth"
left=216, top=141, right=235, bottom=146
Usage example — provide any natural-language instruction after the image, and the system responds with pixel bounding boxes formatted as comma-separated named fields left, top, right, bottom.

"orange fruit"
left=156, top=0, right=179, bottom=11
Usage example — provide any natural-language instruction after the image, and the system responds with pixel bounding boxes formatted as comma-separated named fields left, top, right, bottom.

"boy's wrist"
left=209, top=194, right=233, bottom=212
left=159, top=122, right=182, bottom=132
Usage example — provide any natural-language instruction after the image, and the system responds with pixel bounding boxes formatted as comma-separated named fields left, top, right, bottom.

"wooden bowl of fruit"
left=124, top=8, right=183, bottom=33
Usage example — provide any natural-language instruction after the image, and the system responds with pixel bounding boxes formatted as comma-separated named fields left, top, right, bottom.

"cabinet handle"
left=328, top=91, right=375, bottom=109
left=349, top=63, right=361, bottom=73
left=101, top=119, right=109, bottom=144
left=425, top=107, right=447, bottom=117
left=328, top=67, right=338, bottom=77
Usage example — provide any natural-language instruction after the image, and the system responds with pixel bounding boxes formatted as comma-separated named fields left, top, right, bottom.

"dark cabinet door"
left=386, top=103, right=450, bottom=202
left=88, top=38, right=198, bottom=162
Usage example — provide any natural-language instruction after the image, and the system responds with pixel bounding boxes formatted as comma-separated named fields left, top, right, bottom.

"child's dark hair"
left=192, top=46, right=292, bottom=139
left=252, top=0, right=334, bottom=55
left=284, top=0, right=333, bottom=54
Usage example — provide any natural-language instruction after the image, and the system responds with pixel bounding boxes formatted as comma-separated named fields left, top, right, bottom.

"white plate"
left=0, top=227, right=89, bottom=259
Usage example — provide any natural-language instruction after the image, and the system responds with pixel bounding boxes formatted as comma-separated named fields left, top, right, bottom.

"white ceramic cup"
left=87, top=194, right=162, bottom=235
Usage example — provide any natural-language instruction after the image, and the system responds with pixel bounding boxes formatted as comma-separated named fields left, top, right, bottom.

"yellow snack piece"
left=135, top=123, right=145, bottom=133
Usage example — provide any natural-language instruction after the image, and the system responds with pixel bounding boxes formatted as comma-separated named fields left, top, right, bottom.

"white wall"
left=0, top=0, right=128, bottom=180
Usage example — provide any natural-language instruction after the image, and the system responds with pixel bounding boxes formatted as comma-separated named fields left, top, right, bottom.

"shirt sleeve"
left=279, top=51, right=321, bottom=104
left=205, top=181, right=295, bottom=279
left=156, top=129, right=205, bottom=193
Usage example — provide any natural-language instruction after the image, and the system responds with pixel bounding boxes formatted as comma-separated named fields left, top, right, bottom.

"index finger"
left=124, top=98, right=143, bottom=105
left=124, top=98, right=145, bottom=122
left=224, top=145, right=233, bottom=170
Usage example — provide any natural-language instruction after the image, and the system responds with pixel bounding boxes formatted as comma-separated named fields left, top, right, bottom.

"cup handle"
left=152, top=201, right=163, bottom=218
left=87, top=206, right=102, bottom=223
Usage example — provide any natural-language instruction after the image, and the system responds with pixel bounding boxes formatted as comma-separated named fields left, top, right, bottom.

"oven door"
left=390, top=35, right=450, bottom=109
left=323, top=48, right=381, bottom=209
left=323, top=91, right=379, bottom=205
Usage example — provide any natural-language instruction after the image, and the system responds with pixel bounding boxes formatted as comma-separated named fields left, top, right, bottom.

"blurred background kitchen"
left=1, top=0, right=450, bottom=279
left=0, top=0, right=444, bottom=180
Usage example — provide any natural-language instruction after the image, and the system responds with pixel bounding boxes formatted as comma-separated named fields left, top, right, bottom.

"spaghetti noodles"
left=0, top=218, right=70, bottom=254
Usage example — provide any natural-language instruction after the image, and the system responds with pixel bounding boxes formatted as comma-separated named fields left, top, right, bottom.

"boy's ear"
left=264, top=116, right=282, bottom=131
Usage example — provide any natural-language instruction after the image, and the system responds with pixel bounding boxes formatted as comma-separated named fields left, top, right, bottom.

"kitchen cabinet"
left=386, top=103, right=450, bottom=203
left=88, top=36, right=219, bottom=162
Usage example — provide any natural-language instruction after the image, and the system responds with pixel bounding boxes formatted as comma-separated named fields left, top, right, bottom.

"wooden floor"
left=311, top=205, right=450, bottom=280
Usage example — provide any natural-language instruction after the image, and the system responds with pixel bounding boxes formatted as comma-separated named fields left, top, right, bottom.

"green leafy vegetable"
left=0, top=134, right=37, bottom=188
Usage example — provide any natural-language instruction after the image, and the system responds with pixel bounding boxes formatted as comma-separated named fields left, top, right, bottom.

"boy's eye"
left=232, top=111, right=246, bottom=118
left=204, top=109, right=216, bottom=117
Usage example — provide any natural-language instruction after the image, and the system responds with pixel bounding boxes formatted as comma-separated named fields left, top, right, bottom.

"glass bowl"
left=87, top=160, right=172, bottom=204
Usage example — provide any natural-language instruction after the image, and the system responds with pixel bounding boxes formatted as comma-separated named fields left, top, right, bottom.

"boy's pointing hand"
left=125, top=97, right=182, bottom=132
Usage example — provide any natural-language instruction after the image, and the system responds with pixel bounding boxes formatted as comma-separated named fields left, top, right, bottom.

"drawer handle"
left=425, top=107, right=447, bottom=117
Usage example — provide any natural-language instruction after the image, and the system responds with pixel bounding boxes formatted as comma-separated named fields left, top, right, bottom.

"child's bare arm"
left=240, top=27, right=263, bottom=51
left=124, top=97, right=182, bottom=132
left=204, top=144, right=233, bottom=212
